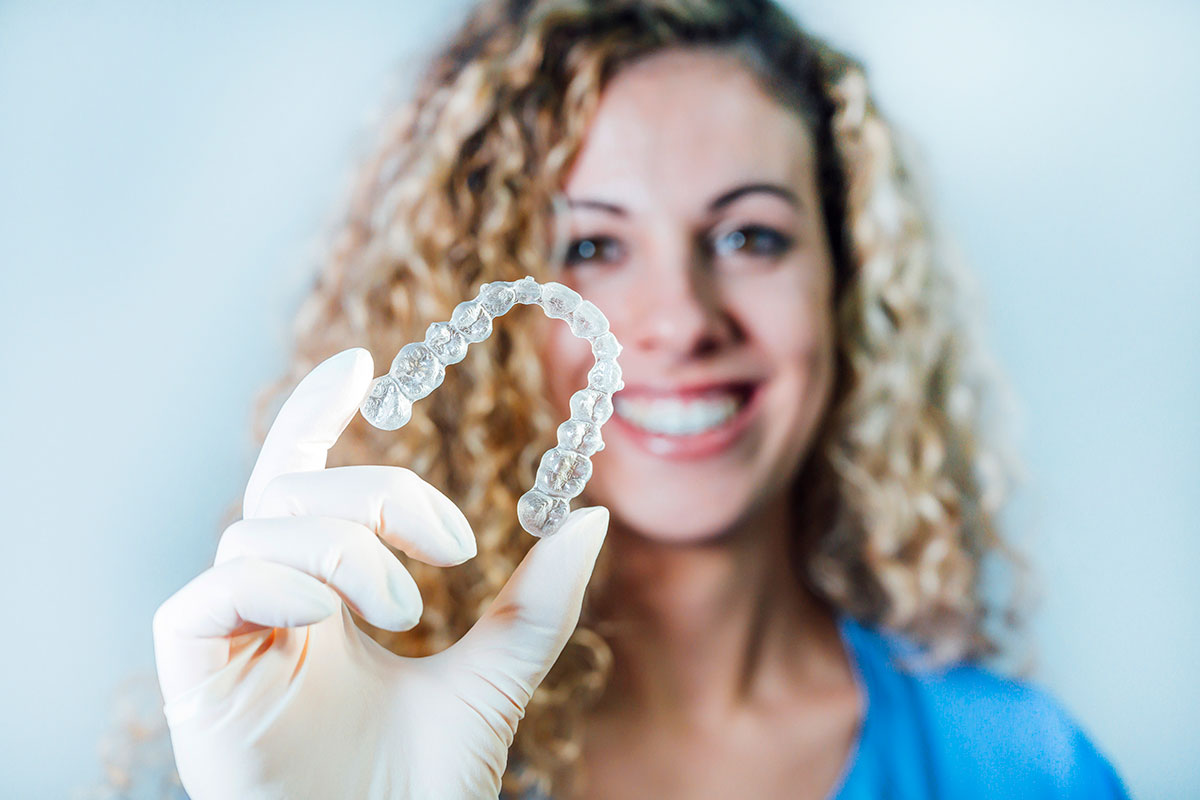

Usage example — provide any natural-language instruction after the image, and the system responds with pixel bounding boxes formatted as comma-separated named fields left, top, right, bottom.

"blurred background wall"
left=1, top=1, right=1195, bottom=797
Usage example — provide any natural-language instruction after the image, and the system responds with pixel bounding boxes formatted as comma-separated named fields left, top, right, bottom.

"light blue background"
left=1, top=2, right=1196, bottom=797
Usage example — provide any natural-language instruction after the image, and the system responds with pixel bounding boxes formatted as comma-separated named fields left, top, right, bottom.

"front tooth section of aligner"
left=540, top=282, right=582, bottom=321
left=361, top=374, right=413, bottom=430
left=390, top=342, right=445, bottom=401
left=479, top=281, right=517, bottom=316
left=518, top=489, right=570, bottom=537
left=569, top=300, right=609, bottom=339
left=557, top=418, right=604, bottom=456
left=588, top=359, right=623, bottom=394
left=450, top=298, right=493, bottom=343
left=535, top=446, right=593, bottom=499
left=513, top=275, right=542, bottom=305
left=570, top=388, right=614, bottom=425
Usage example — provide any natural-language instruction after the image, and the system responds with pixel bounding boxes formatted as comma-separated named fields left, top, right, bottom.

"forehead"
left=563, top=47, right=816, bottom=212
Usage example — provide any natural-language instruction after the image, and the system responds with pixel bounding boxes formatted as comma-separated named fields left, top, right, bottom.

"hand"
left=152, top=348, right=609, bottom=799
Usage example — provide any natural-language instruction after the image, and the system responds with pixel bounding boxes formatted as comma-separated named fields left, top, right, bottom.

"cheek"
left=734, top=268, right=833, bottom=363
left=735, top=269, right=837, bottom=468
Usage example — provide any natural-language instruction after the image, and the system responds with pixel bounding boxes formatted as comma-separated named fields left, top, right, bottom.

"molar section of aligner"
left=424, top=321, right=468, bottom=365
left=361, top=374, right=414, bottom=430
left=390, top=342, right=445, bottom=401
left=535, top=447, right=593, bottom=499
left=539, top=282, right=582, bottom=323
left=450, top=297, right=493, bottom=343
left=517, top=489, right=570, bottom=537
left=557, top=418, right=604, bottom=455
left=569, top=388, right=614, bottom=426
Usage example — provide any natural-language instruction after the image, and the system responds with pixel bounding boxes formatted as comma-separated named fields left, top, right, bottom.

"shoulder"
left=839, top=616, right=1131, bottom=799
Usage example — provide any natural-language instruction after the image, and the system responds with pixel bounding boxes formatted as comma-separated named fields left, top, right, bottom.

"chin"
left=586, top=480, right=761, bottom=546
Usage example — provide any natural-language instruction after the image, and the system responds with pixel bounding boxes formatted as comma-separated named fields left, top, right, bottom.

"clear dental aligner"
left=360, top=275, right=623, bottom=538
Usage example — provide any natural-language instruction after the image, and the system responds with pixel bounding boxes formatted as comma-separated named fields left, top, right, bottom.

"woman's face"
left=539, top=47, right=837, bottom=544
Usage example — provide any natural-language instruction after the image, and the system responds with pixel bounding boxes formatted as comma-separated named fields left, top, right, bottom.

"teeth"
left=614, top=391, right=744, bottom=436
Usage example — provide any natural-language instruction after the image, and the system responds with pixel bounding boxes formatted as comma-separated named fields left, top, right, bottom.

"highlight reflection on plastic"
left=360, top=276, right=623, bottom=538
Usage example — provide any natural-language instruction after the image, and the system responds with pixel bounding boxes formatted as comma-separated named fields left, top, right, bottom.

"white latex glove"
left=152, top=348, right=609, bottom=799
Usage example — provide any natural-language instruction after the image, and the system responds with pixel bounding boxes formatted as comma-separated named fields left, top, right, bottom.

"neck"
left=589, top=493, right=842, bottom=730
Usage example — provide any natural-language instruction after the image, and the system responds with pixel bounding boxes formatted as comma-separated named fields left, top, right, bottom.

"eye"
left=712, top=225, right=794, bottom=258
left=564, top=236, right=623, bottom=267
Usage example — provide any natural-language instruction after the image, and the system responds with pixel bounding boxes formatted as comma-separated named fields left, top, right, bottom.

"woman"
left=146, top=0, right=1130, bottom=798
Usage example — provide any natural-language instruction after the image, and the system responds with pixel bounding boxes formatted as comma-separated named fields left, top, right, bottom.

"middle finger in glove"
left=254, top=464, right=477, bottom=566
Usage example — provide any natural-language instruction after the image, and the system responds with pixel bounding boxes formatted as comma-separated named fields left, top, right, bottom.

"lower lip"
left=609, top=385, right=764, bottom=460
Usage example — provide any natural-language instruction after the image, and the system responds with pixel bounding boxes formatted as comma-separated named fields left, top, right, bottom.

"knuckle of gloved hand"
left=324, top=518, right=375, bottom=571
left=256, top=472, right=301, bottom=517
left=214, top=518, right=253, bottom=563
left=379, top=465, right=419, bottom=497
left=318, top=538, right=349, bottom=582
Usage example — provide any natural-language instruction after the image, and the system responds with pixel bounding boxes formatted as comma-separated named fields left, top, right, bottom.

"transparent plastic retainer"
left=359, top=276, right=623, bottom=538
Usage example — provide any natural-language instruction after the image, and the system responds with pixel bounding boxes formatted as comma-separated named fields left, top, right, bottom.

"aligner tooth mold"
left=360, top=276, right=623, bottom=537
left=390, top=342, right=444, bottom=401
left=361, top=374, right=412, bottom=431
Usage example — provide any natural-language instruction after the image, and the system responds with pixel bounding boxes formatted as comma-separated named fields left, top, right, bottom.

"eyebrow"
left=564, top=182, right=801, bottom=217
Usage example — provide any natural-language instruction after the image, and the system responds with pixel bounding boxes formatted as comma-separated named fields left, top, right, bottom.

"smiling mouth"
left=609, top=381, right=758, bottom=438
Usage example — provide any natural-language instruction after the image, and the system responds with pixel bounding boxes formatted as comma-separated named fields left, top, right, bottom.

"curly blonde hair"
left=90, top=1, right=1034, bottom=798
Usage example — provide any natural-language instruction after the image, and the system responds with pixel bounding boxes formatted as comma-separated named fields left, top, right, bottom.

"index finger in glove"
left=243, top=348, right=374, bottom=520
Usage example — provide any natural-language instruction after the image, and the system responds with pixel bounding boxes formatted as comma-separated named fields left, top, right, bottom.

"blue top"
left=508, top=614, right=1131, bottom=799
left=828, top=613, right=1129, bottom=799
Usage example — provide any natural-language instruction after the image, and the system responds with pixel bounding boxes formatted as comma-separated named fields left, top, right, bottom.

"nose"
left=626, top=244, right=737, bottom=359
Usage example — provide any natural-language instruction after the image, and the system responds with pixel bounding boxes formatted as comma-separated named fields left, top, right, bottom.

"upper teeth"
left=614, top=392, right=743, bottom=436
